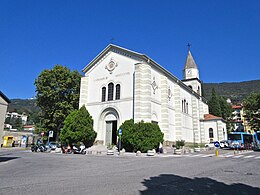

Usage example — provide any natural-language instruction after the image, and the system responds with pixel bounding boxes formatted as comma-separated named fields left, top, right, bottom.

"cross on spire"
left=187, top=43, right=191, bottom=51
left=110, top=37, right=115, bottom=44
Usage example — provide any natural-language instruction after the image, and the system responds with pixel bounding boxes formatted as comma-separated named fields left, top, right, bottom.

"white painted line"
left=244, top=155, right=255, bottom=159
left=184, top=154, right=194, bottom=157
left=0, top=161, right=9, bottom=165
left=190, top=154, right=204, bottom=157
left=202, top=154, right=214, bottom=157
left=254, top=156, right=260, bottom=159
left=224, top=154, right=234, bottom=158
left=233, top=155, right=243, bottom=158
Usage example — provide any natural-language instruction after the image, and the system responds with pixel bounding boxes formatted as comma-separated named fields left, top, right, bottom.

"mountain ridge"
left=6, top=80, right=260, bottom=115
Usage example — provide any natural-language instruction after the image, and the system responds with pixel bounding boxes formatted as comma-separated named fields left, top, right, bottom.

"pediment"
left=82, top=44, right=145, bottom=73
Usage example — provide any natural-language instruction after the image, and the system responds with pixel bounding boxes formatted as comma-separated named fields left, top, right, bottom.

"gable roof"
left=184, top=50, right=198, bottom=69
left=0, top=91, right=11, bottom=103
left=82, top=44, right=207, bottom=103
left=203, top=114, right=223, bottom=121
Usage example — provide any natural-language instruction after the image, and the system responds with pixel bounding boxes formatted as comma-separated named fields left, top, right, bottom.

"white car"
left=205, top=141, right=215, bottom=148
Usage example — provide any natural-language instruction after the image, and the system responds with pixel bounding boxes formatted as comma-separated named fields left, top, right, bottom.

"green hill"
left=7, top=98, right=40, bottom=115
left=203, top=80, right=260, bottom=103
left=7, top=80, right=260, bottom=116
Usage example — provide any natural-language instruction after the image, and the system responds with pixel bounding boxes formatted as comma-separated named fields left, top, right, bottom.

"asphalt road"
left=0, top=148, right=260, bottom=195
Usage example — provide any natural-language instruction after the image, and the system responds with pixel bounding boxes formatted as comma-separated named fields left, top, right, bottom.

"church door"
left=105, top=120, right=117, bottom=145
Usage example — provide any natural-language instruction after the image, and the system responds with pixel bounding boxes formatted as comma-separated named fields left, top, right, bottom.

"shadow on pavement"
left=140, top=174, right=260, bottom=194
left=0, top=156, right=20, bottom=162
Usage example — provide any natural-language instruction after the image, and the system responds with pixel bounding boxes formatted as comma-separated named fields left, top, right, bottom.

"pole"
left=118, top=135, right=121, bottom=155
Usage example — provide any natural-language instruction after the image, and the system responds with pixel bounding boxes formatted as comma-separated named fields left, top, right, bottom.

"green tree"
left=219, top=96, right=233, bottom=131
left=60, top=105, right=97, bottom=146
left=14, top=117, right=23, bottom=130
left=208, top=88, right=222, bottom=117
left=208, top=88, right=233, bottom=132
left=119, top=120, right=164, bottom=153
left=5, top=117, right=10, bottom=124
left=35, top=65, right=82, bottom=140
left=243, top=92, right=260, bottom=131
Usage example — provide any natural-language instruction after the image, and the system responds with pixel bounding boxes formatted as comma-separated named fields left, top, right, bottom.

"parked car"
left=46, top=141, right=57, bottom=150
left=205, top=141, right=215, bottom=148
left=220, top=140, right=228, bottom=148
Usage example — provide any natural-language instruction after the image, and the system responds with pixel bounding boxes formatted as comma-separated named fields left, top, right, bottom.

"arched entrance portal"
left=100, top=108, right=120, bottom=146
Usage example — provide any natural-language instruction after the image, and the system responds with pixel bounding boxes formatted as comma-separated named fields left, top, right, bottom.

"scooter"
left=31, top=144, right=47, bottom=152
left=31, top=144, right=38, bottom=152
left=72, top=145, right=86, bottom=154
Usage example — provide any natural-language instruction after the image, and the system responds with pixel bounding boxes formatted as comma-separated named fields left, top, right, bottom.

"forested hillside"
left=203, top=80, right=260, bottom=103
left=7, top=80, right=260, bottom=118
left=7, top=99, right=40, bottom=114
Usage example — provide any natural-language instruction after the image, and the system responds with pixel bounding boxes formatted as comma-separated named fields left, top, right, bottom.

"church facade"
left=79, top=44, right=227, bottom=146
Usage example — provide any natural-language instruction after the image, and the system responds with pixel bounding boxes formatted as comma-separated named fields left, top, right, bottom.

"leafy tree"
left=35, top=65, right=82, bottom=140
left=243, top=92, right=260, bottom=131
left=208, top=88, right=222, bottom=117
left=218, top=96, right=233, bottom=131
left=208, top=88, right=233, bottom=132
left=5, top=117, right=10, bottom=124
left=119, top=120, right=164, bottom=153
left=60, top=106, right=97, bottom=146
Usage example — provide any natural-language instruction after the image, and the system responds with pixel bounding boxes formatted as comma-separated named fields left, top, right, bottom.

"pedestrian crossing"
left=182, top=152, right=260, bottom=160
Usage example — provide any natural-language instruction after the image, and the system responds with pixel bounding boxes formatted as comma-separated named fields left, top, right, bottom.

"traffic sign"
left=49, top=131, right=53, bottom=138
left=214, top=141, right=220, bottom=148
left=118, top=128, right=122, bottom=136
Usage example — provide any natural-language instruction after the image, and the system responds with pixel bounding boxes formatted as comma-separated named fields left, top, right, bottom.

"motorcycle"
left=31, top=144, right=38, bottom=152
left=31, top=144, right=47, bottom=152
left=72, top=145, right=86, bottom=154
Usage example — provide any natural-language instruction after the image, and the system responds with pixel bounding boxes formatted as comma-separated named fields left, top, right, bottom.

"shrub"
left=119, top=120, right=164, bottom=153
left=175, top=140, right=185, bottom=149
left=60, top=105, right=97, bottom=147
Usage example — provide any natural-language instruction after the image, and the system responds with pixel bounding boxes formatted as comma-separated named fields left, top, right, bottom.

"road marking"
left=201, top=154, right=214, bottom=157
left=188, top=154, right=205, bottom=157
left=224, top=154, right=234, bottom=158
left=244, top=155, right=255, bottom=159
left=255, top=156, right=260, bottom=159
left=0, top=161, right=9, bottom=165
left=233, top=155, right=243, bottom=158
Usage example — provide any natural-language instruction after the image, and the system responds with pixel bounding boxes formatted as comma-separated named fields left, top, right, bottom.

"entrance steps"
left=85, top=144, right=108, bottom=155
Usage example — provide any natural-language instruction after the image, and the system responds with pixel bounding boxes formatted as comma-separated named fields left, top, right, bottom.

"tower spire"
left=187, top=43, right=191, bottom=51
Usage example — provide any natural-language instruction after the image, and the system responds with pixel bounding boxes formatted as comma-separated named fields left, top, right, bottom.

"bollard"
left=215, top=149, right=219, bottom=157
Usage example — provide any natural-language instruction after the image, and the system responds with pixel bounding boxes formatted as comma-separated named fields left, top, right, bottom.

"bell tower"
left=182, top=44, right=202, bottom=96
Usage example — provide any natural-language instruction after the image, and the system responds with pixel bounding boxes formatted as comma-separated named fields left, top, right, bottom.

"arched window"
left=115, top=84, right=120, bottom=100
left=186, top=102, right=188, bottom=114
left=197, top=86, right=200, bottom=95
left=209, top=128, right=214, bottom=138
left=108, top=83, right=114, bottom=101
left=184, top=99, right=186, bottom=113
left=182, top=100, right=184, bottom=112
left=101, top=87, right=106, bottom=102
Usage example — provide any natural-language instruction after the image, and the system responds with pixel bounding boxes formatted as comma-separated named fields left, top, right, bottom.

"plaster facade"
left=79, top=44, right=226, bottom=146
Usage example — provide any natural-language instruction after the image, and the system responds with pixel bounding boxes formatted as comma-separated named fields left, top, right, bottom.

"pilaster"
left=79, top=76, right=89, bottom=108
left=134, top=63, right=151, bottom=122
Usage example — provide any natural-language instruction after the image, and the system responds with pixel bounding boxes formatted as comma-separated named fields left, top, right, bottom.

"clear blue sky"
left=1, top=0, right=260, bottom=99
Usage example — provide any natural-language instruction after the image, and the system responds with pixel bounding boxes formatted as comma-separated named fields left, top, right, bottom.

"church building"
left=79, top=44, right=227, bottom=146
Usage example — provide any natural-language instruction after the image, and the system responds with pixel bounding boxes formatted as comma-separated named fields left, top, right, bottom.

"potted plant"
left=174, top=140, right=185, bottom=155
left=107, top=143, right=115, bottom=155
